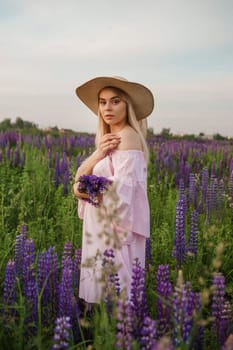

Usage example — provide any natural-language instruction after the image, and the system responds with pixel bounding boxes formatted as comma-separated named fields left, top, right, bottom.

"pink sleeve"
left=77, top=199, right=86, bottom=219
left=106, top=152, right=150, bottom=238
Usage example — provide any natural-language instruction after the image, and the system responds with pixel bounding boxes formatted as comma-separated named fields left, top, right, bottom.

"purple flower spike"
left=188, top=173, right=197, bottom=208
left=22, top=238, right=37, bottom=323
left=3, top=260, right=17, bottom=308
left=139, top=316, right=157, bottom=350
left=58, top=266, right=73, bottom=318
left=52, top=316, right=72, bottom=350
left=62, top=242, right=73, bottom=273
left=172, top=199, right=186, bottom=269
left=115, top=298, right=133, bottom=350
left=212, top=272, right=227, bottom=346
left=37, top=247, right=59, bottom=318
left=14, top=224, right=27, bottom=275
left=102, top=249, right=121, bottom=311
left=54, top=152, right=61, bottom=187
left=130, top=258, right=148, bottom=338
left=188, top=210, right=199, bottom=257
left=156, top=264, right=173, bottom=336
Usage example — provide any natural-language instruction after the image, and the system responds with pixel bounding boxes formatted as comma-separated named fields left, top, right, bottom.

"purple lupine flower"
left=156, top=264, right=173, bottom=336
left=26, top=279, right=38, bottom=324
left=14, top=224, right=27, bottom=275
left=188, top=210, right=199, bottom=257
left=201, top=167, right=209, bottom=211
left=139, top=316, right=157, bottom=350
left=78, top=174, right=112, bottom=206
left=37, top=247, right=59, bottom=319
left=58, top=266, right=73, bottom=318
left=217, top=179, right=225, bottom=217
left=52, top=316, right=72, bottom=350
left=211, top=159, right=216, bottom=178
left=206, top=175, right=218, bottom=222
left=54, top=152, right=61, bottom=187
left=182, top=282, right=201, bottom=343
left=172, top=199, right=186, bottom=269
left=71, top=296, right=81, bottom=343
left=178, top=178, right=187, bottom=211
left=212, top=272, right=226, bottom=346
left=115, top=298, right=133, bottom=350
left=22, top=239, right=36, bottom=286
left=44, top=135, right=51, bottom=149
left=102, top=249, right=121, bottom=311
left=60, top=152, right=70, bottom=195
left=22, top=239, right=37, bottom=324
left=172, top=275, right=185, bottom=346
left=130, top=258, right=148, bottom=338
left=3, top=260, right=17, bottom=314
left=219, top=301, right=233, bottom=348
left=62, top=242, right=73, bottom=266
left=172, top=272, right=201, bottom=346
left=188, top=173, right=197, bottom=208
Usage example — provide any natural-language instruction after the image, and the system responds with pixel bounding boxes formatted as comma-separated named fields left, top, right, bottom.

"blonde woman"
left=73, top=76, right=154, bottom=304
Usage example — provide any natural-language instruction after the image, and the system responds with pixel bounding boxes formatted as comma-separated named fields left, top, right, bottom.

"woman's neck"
left=110, top=122, right=129, bottom=133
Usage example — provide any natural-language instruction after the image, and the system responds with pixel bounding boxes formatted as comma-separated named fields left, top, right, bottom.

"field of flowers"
left=0, top=130, right=233, bottom=349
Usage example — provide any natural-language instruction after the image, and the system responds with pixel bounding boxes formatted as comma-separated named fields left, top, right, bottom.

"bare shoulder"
left=117, top=126, right=142, bottom=151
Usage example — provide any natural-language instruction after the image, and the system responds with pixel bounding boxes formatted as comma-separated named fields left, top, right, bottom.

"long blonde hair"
left=95, top=87, right=149, bottom=162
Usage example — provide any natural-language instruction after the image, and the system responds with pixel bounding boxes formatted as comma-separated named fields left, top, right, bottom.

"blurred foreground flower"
left=52, top=316, right=72, bottom=350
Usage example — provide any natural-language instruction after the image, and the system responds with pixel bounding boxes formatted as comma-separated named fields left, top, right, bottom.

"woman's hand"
left=96, top=133, right=121, bottom=158
left=73, top=182, right=103, bottom=205
left=73, top=182, right=89, bottom=200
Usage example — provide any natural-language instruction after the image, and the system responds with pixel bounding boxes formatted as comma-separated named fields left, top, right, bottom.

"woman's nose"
left=105, top=101, right=112, bottom=110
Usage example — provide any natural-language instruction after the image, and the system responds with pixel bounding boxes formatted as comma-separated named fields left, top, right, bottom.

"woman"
left=73, top=76, right=154, bottom=303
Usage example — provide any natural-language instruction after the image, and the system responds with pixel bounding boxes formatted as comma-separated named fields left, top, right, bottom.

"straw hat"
left=75, top=76, right=154, bottom=120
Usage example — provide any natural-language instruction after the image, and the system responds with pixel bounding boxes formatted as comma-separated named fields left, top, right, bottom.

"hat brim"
left=75, top=76, right=154, bottom=120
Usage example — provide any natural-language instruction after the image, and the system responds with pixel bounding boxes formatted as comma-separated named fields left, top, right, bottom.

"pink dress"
left=78, top=150, right=150, bottom=303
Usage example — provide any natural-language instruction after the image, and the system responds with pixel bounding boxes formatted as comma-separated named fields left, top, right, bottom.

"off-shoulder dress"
left=78, top=149, right=150, bottom=303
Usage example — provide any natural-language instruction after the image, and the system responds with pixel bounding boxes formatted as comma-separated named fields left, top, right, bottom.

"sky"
left=0, top=0, right=233, bottom=136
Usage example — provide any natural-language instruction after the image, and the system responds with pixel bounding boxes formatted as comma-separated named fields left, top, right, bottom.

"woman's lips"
left=104, top=115, right=113, bottom=118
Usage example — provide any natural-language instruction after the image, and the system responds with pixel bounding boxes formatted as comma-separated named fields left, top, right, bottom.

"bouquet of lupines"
left=77, top=174, right=112, bottom=206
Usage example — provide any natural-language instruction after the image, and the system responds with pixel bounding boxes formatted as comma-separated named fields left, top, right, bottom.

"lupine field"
left=0, top=129, right=233, bottom=349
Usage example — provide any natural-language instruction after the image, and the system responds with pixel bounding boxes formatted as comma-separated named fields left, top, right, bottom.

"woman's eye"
left=99, top=100, right=106, bottom=105
left=112, top=98, right=120, bottom=105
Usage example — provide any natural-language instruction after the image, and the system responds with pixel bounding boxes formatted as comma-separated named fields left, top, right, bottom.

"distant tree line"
left=0, top=117, right=87, bottom=137
left=0, top=117, right=231, bottom=140
left=0, top=117, right=40, bottom=133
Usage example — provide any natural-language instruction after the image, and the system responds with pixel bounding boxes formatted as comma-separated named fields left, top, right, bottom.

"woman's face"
left=98, top=88, right=128, bottom=131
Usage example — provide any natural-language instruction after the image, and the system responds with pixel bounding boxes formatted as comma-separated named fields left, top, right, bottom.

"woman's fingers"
left=97, top=133, right=121, bottom=156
